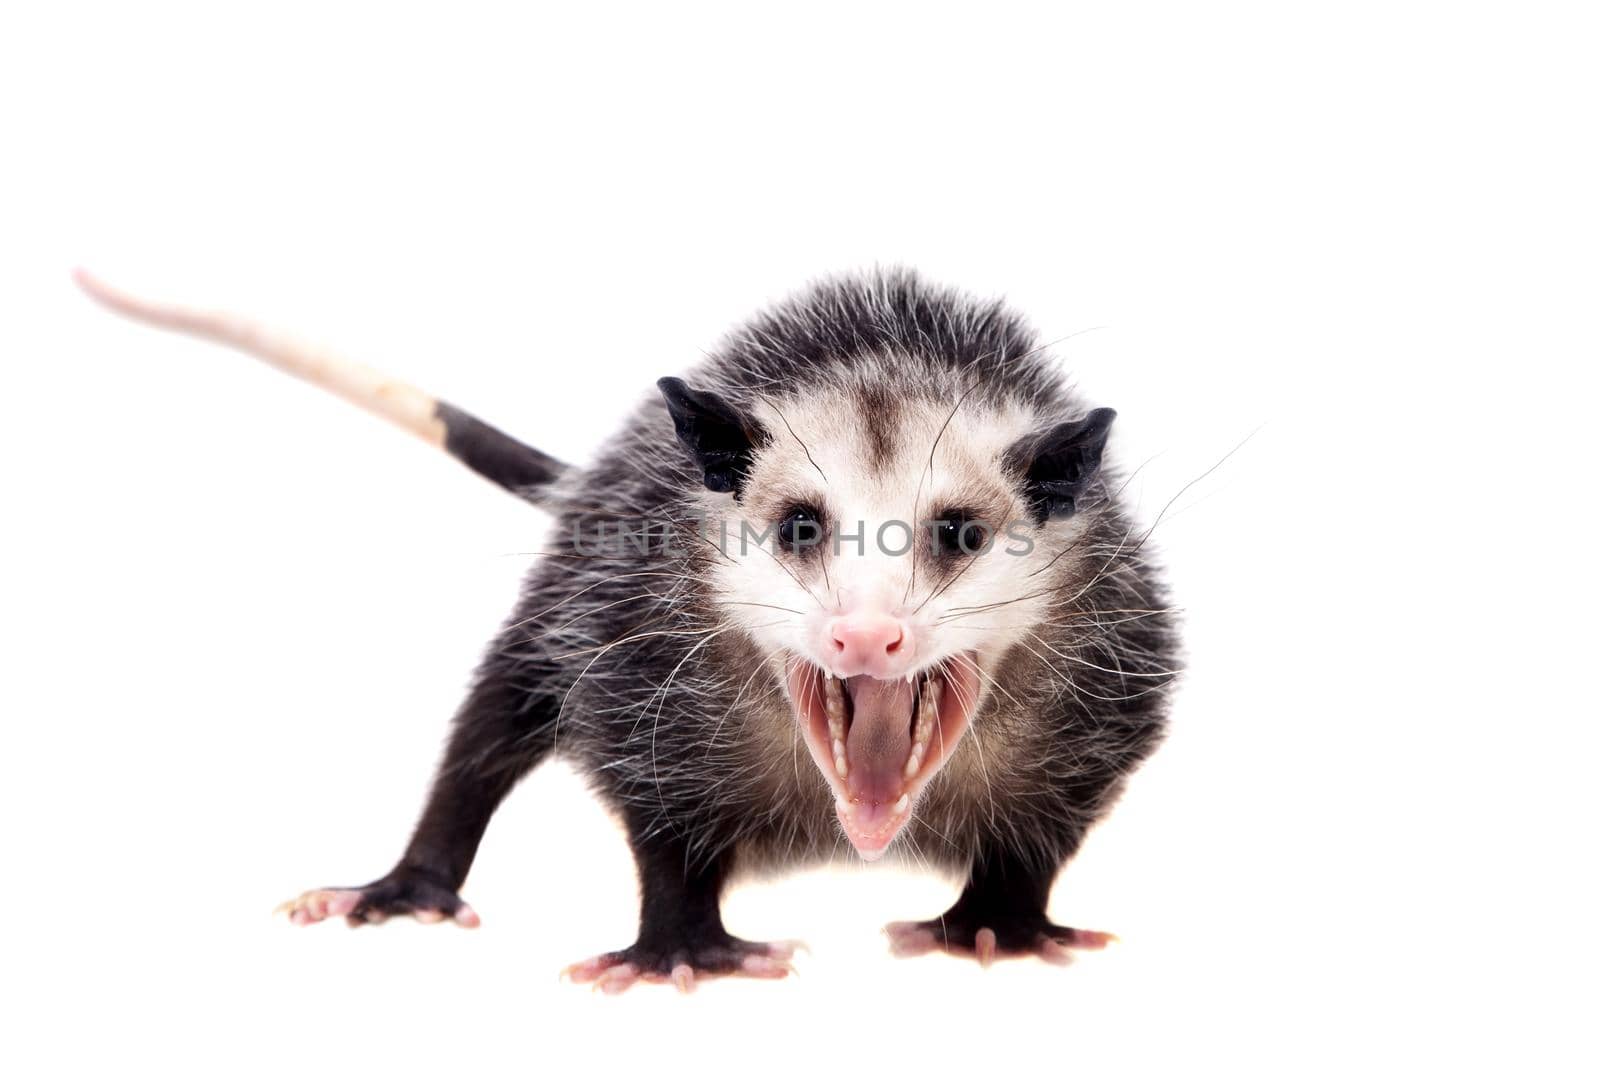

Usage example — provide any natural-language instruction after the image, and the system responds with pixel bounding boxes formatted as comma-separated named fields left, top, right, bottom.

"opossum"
left=77, top=268, right=1180, bottom=990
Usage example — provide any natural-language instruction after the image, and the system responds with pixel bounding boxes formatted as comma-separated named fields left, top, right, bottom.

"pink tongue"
left=844, top=677, right=915, bottom=803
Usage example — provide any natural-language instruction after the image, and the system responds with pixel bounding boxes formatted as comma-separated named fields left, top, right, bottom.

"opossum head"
left=661, top=374, right=1115, bottom=860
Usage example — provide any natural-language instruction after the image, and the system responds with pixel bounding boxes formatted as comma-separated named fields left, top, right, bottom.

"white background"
left=2, top=2, right=1596, bottom=1063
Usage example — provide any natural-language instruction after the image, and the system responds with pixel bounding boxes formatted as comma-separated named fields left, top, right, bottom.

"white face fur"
left=705, top=385, right=1074, bottom=858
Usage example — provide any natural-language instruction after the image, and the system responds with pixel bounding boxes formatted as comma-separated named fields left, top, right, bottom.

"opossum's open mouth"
left=785, top=655, right=981, bottom=861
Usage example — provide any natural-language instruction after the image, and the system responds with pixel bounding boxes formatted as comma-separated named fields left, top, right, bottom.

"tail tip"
left=73, top=266, right=110, bottom=301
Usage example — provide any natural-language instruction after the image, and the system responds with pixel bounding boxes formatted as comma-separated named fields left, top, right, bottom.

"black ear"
left=1007, top=408, right=1117, bottom=521
left=657, top=377, right=762, bottom=496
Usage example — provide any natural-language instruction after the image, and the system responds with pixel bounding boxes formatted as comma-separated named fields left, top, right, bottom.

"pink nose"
left=826, top=612, right=914, bottom=677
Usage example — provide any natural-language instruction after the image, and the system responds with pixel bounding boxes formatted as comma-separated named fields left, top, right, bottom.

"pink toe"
left=454, top=905, right=481, bottom=928
left=1037, top=937, right=1075, bottom=965
left=740, top=954, right=791, bottom=979
left=768, top=939, right=805, bottom=961
left=975, top=927, right=997, bottom=968
left=1070, top=929, right=1115, bottom=949
left=598, top=964, right=639, bottom=994
left=325, top=891, right=360, bottom=918
left=563, top=957, right=611, bottom=984
left=670, top=963, right=696, bottom=993
left=885, top=924, right=938, bottom=958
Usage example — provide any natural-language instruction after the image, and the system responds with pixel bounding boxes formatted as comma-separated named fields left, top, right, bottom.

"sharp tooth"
left=893, top=794, right=909, bottom=815
left=905, top=673, right=942, bottom=779
left=820, top=671, right=850, bottom=779
left=823, top=676, right=847, bottom=729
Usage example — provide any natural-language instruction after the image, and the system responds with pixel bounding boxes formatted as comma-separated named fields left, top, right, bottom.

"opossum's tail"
left=74, top=270, right=569, bottom=506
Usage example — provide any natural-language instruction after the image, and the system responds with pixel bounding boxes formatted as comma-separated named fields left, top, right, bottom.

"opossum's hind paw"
left=884, top=915, right=1113, bottom=967
left=563, top=935, right=803, bottom=994
left=278, top=869, right=481, bottom=928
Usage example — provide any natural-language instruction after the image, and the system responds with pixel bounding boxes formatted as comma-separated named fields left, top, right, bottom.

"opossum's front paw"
left=562, top=934, right=802, bottom=994
left=884, top=913, right=1113, bottom=967
left=278, top=866, right=481, bottom=928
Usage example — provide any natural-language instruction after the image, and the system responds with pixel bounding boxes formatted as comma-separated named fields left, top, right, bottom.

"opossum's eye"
left=657, top=377, right=763, bottom=497
left=1006, top=407, right=1117, bottom=522
left=777, top=504, right=826, bottom=551
left=930, top=510, right=988, bottom=556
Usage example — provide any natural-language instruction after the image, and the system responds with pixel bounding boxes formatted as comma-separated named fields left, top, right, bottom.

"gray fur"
left=478, top=269, right=1179, bottom=875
